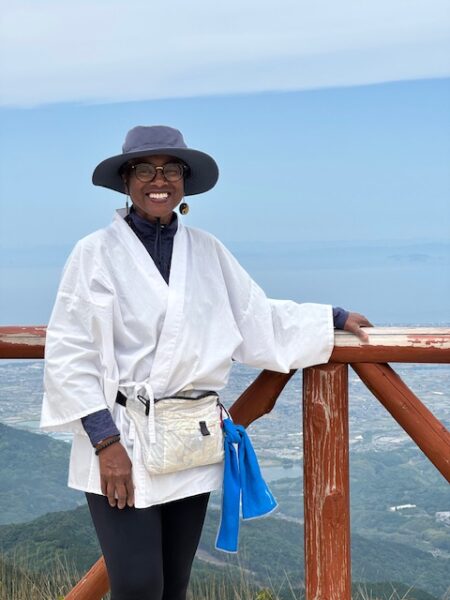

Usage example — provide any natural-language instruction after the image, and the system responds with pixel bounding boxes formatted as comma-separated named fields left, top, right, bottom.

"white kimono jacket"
left=41, top=209, right=334, bottom=508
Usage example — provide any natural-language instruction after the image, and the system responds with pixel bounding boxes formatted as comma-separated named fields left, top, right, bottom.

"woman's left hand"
left=343, top=312, right=373, bottom=343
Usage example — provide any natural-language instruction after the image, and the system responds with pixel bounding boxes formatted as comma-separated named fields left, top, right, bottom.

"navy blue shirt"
left=81, top=209, right=349, bottom=446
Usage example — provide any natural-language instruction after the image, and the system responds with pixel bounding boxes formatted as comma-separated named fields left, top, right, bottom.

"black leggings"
left=86, top=491, right=210, bottom=600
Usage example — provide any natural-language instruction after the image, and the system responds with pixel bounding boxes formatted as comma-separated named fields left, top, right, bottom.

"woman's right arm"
left=41, top=240, right=117, bottom=432
left=41, top=238, right=134, bottom=507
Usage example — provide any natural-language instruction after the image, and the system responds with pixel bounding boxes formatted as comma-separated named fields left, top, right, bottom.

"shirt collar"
left=128, top=207, right=178, bottom=239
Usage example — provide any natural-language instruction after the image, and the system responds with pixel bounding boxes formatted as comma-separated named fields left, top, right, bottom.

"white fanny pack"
left=121, top=389, right=225, bottom=476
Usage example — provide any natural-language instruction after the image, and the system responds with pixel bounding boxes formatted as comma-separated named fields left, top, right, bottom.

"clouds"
left=1, top=0, right=449, bottom=106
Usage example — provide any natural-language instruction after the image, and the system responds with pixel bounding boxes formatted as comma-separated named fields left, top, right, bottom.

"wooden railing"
left=1, top=326, right=449, bottom=600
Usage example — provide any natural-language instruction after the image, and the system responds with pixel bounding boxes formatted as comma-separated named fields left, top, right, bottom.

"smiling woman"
left=40, top=124, right=370, bottom=600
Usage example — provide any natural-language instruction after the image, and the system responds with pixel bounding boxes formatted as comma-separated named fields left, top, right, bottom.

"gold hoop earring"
left=179, top=202, right=189, bottom=215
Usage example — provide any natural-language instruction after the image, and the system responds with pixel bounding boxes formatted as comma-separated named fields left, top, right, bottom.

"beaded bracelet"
left=95, top=434, right=121, bottom=455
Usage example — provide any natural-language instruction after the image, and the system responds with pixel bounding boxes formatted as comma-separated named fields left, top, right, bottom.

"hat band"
left=123, top=143, right=188, bottom=154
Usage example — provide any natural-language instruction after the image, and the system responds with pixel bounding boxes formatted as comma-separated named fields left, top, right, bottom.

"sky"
left=1, top=0, right=449, bottom=106
left=0, top=0, right=449, bottom=325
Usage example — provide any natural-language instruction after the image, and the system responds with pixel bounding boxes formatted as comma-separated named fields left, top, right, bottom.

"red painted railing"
left=1, top=326, right=449, bottom=600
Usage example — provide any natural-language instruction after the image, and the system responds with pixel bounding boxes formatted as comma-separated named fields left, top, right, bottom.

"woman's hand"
left=98, top=442, right=135, bottom=509
left=343, top=312, right=373, bottom=343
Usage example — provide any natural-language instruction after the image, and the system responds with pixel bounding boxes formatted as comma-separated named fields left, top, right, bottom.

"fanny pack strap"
left=116, top=390, right=127, bottom=407
left=116, top=389, right=219, bottom=406
left=116, top=390, right=154, bottom=415
left=117, top=385, right=156, bottom=444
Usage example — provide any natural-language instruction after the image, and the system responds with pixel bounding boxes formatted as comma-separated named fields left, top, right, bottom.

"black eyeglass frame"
left=129, top=162, right=189, bottom=183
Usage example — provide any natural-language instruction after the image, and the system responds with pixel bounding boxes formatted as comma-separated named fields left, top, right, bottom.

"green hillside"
left=199, top=508, right=450, bottom=597
left=0, top=423, right=448, bottom=597
left=0, top=423, right=83, bottom=524
left=0, top=505, right=99, bottom=573
left=269, top=445, right=450, bottom=557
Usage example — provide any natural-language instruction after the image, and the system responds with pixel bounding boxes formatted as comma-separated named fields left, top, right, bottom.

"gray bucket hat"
left=92, top=125, right=219, bottom=196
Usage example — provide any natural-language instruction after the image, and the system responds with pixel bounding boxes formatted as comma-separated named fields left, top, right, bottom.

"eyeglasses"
left=131, top=162, right=186, bottom=183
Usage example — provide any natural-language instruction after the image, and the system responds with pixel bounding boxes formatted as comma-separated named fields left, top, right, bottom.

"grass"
left=1, top=554, right=446, bottom=600
left=0, top=553, right=83, bottom=600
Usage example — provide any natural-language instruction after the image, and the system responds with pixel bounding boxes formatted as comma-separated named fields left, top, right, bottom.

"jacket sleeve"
left=40, top=239, right=118, bottom=434
left=81, top=409, right=120, bottom=446
left=215, top=239, right=334, bottom=372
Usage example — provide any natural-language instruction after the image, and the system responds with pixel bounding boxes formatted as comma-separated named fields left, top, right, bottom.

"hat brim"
left=92, top=148, right=219, bottom=196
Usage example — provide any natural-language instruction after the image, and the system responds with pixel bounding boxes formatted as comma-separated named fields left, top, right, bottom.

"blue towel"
left=215, top=418, right=278, bottom=553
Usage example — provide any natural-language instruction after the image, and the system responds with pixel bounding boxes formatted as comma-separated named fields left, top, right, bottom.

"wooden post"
left=64, top=556, right=109, bottom=600
left=303, top=363, right=351, bottom=600
left=352, top=362, right=450, bottom=483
